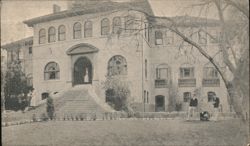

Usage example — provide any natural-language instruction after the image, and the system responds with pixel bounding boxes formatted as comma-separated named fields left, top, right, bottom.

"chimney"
left=53, top=4, right=61, bottom=13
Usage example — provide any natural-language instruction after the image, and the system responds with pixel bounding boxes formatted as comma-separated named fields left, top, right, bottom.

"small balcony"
left=155, top=79, right=168, bottom=88
left=202, top=78, right=220, bottom=87
left=178, top=78, right=196, bottom=87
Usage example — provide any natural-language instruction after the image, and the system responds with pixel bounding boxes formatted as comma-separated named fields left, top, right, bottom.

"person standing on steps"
left=46, top=93, right=55, bottom=120
left=187, top=93, right=198, bottom=121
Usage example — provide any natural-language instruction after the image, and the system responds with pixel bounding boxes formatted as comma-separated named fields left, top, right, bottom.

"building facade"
left=2, top=0, right=230, bottom=113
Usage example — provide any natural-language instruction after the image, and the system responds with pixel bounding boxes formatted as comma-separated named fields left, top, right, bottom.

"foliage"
left=3, top=61, right=31, bottom=111
left=102, top=76, right=131, bottom=111
left=160, top=0, right=249, bottom=120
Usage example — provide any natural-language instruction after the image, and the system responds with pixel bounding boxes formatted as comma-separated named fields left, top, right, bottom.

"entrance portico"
left=66, top=43, right=99, bottom=86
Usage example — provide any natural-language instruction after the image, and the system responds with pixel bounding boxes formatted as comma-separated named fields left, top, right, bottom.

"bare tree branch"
left=225, top=0, right=249, bottom=18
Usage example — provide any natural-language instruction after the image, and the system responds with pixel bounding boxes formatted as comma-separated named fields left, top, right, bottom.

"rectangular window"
left=166, top=29, right=174, bottom=45
left=156, top=68, right=168, bottom=79
left=180, top=67, right=194, bottom=78
left=155, top=31, right=163, bottom=45
left=125, top=15, right=134, bottom=33
left=204, top=67, right=218, bottom=78
left=183, top=92, right=191, bottom=102
left=147, top=91, right=149, bottom=103
left=144, top=90, right=146, bottom=103
left=29, top=47, right=32, bottom=54
left=207, top=92, right=215, bottom=102
left=18, top=50, right=24, bottom=60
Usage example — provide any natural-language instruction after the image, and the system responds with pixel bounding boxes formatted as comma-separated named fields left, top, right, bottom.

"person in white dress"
left=84, top=68, right=89, bottom=83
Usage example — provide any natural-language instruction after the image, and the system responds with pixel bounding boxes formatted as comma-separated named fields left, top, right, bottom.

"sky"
left=1, top=0, right=219, bottom=45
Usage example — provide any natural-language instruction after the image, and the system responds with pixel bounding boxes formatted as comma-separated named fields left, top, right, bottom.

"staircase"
left=3, top=85, right=114, bottom=122
left=54, top=85, right=114, bottom=118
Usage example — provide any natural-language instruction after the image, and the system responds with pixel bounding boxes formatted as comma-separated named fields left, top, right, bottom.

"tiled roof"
left=1, top=37, right=33, bottom=50
left=24, top=0, right=154, bottom=27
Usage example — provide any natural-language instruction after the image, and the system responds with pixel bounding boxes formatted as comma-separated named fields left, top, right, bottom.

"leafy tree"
left=4, top=60, right=30, bottom=110
left=102, top=76, right=131, bottom=111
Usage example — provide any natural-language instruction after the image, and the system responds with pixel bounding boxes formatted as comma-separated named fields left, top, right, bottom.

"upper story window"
left=108, top=55, right=127, bottom=76
left=155, top=31, right=163, bottom=45
left=101, top=18, right=110, bottom=35
left=156, top=64, right=169, bottom=79
left=204, top=67, right=218, bottom=78
left=180, top=64, right=194, bottom=78
left=198, top=30, right=207, bottom=44
left=58, top=25, right=66, bottom=41
left=209, top=29, right=219, bottom=43
left=165, top=29, right=174, bottom=45
left=28, top=47, right=32, bottom=54
left=125, top=15, right=134, bottom=33
left=84, top=21, right=93, bottom=37
left=113, top=17, right=121, bottom=34
left=44, top=62, right=60, bottom=80
left=48, top=27, right=56, bottom=43
left=39, top=29, right=46, bottom=44
left=73, top=22, right=82, bottom=39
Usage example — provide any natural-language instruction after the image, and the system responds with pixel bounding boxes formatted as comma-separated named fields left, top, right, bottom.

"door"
left=155, top=95, right=165, bottom=112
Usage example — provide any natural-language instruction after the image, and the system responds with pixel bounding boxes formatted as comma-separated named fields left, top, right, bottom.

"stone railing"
left=202, top=78, right=220, bottom=87
left=178, top=78, right=196, bottom=87
left=155, top=79, right=168, bottom=88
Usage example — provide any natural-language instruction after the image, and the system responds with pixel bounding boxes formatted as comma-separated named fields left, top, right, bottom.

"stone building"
left=2, top=0, right=230, bottom=113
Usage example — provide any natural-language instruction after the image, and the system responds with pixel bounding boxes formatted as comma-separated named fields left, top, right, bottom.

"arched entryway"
left=155, top=95, right=165, bottom=112
left=73, top=57, right=92, bottom=85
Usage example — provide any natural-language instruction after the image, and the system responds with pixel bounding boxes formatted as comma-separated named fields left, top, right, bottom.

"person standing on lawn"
left=187, top=93, right=198, bottom=120
left=212, top=93, right=220, bottom=121
left=46, top=94, right=55, bottom=120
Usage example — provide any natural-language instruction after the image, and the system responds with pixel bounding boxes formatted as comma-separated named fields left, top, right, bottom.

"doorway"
left=155, top=95, right=165, bottom=112
left=73, top=57, right=92, bottom=85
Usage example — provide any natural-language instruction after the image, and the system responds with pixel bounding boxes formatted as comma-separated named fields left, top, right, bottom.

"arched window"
left=113, top=17, right=121, bottom=34
left=39, top=29, right=46, bottom=44
left=108, top=55, right=127, bottom=76
left=73, top=22, right=82, bottom=39
left=155, top=31, right=163, bottom=45
left=84, top=21, right=93, bottom=37
left=58, top=25, right=66, bottom=41
left=48, top=27, right=56, bottom=43
left=101, top=18, right=110, bottom=35
left=44, top=62, right=60, bottom=80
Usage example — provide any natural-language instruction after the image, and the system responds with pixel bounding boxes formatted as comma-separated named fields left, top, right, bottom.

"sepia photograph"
left=1, top=0, right=249, bottom=146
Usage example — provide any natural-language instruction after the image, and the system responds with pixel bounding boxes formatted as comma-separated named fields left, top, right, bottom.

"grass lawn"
left=2, top=119, right=249, bottom=146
